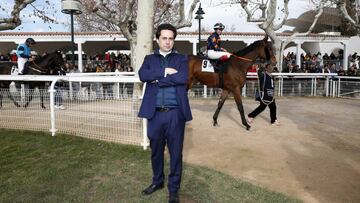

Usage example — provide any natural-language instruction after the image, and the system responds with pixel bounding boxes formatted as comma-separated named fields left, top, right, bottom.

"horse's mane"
left=234, top=40, right=263, bottom=57
left=33, top=53, right=51, bottom=64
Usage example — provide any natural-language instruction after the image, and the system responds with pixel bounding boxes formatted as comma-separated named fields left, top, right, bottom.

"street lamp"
left=61, top=0, right=82, bottom=66
left=195, top=3, right=205, bottom=54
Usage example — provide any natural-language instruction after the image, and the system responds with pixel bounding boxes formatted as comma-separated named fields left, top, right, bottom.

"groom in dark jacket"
left=138, top=23, right=192, bottom=203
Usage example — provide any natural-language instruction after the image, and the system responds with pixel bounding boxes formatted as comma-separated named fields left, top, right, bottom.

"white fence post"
left=338, top=78, right=341, bottom=97
left=203, top=85, right=207, bottom=98
left=49, top=77, right=63, bottom=136
left=140, top=83, right=149, bottom=150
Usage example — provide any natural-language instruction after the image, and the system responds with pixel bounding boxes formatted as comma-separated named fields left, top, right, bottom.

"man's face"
left=157, top=29, right=175, bottom=52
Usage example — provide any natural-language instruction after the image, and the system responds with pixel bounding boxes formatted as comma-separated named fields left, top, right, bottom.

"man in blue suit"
left=138, top=23, right=192, bottom=203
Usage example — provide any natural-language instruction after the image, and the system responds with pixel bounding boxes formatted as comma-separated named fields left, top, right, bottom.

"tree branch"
left=273, top=0, right=290, bottom=30
left=0, top=0, right=36, bottom=31
left=337, top=0, right=360, bottom=32
left=173, top=0, right=200, bottom=29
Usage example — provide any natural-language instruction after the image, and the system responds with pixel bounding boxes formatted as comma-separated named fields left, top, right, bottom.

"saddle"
left=198, top=52, right=230, bottom=73
left=199, top=52, right=230, bottom=88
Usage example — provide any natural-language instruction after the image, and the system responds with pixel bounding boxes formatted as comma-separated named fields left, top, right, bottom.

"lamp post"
left=195, top=3, right=205, bottom=54
left=61, top=0, right=82, bottom=66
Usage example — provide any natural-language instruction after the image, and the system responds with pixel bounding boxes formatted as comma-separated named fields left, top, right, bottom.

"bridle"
left=28, top=54, right=64, bottom=74
left=230, top=43, right=274, bottom=64
left=230, top=54, right=253, bottom=62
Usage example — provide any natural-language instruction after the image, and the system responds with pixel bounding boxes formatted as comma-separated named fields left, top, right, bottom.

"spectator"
left=347, top=65, right=356, bottom=76
left=337, top=66, right=346, bottom=76
left=0, top=52, right=7, bottom=61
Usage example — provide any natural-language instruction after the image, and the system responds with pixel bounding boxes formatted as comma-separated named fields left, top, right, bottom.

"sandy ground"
left=183, top=98, right=360, bottom=203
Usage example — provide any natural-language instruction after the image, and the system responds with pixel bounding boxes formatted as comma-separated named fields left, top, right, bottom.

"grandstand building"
left=0, top=31, right=358, bottom=71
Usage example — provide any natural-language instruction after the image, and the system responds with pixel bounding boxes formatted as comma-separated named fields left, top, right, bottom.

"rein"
left=230, top=54, right=253, bottom=62
left=30, top=61, right=48, bottom=74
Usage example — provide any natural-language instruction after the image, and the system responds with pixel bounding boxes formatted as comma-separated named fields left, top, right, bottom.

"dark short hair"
left=155, top=23, right=177, bottom=39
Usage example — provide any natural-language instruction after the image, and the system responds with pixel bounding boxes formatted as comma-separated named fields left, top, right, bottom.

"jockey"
left=16, top=37, right=36, bottom=74
left=207, top=23, right=231, bottom=61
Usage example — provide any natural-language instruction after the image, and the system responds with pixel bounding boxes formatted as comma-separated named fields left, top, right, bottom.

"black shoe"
left=141, top=183, right=164, bottom=195
left=169, top=192, right=179, bottom=203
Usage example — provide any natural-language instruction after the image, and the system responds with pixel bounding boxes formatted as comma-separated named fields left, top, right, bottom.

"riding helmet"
left=214, top=23, right=225, bottom=30
left=25, top=38, right=36, bottom=45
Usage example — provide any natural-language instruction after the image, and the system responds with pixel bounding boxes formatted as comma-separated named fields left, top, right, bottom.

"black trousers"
left=248, top=99, right=277, bottom=123
left=147, top=108, right=185, bottom=193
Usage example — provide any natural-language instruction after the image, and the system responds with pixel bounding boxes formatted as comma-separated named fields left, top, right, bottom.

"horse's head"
left=50, top=50, right=65, bottom=69
left=234, top=35, right=277, bottom=66
left=257, top=35, right=277, bottom=65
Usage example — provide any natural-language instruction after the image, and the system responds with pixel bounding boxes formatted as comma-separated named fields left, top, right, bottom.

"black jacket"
left=258, top=70, right=274, bottom=104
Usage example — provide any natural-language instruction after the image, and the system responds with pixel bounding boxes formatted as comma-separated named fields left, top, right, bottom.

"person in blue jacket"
left=138, top=23, right=192, bottom=203
left=16, top=38, right=36, bottom=74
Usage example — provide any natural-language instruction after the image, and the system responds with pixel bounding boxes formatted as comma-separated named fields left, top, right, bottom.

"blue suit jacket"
left=138, top=51, right=192, bottom=122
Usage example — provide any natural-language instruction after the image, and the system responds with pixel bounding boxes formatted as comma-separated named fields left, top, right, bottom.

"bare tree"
left=0, top=0, right=61, bottom=31
left=330, top=0, right=360, bottom=35
left=0, top=0, right=36, bottom=31
left=337, top=0, right=358, bottom=35
left=222, top=0, right=325, bottom=70
left=78, top=0, right=200, bottom=72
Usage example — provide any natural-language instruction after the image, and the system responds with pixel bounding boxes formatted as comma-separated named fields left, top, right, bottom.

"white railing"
left=190, top=73, right=357, bottom=99
left=0, top=75, right=148, bottom=148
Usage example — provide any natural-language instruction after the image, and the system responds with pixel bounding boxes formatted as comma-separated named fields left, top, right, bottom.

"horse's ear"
left=263, top=35, right=268, bottom=42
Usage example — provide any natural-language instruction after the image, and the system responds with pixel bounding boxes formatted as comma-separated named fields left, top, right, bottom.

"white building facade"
left=0, top=31, right=357, bottom=71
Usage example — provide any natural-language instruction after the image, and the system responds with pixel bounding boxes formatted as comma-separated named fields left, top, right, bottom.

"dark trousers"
left=248, top=99, right=277, bottom=123
left=147, top=108, right=185, bottom=193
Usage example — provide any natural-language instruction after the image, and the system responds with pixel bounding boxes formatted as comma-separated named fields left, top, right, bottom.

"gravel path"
left=184, top=98, right=360, bottom=203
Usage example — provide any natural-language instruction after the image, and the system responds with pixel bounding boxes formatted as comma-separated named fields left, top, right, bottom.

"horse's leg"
left=233, top=87, right=251, bottom=131
left=213, top=89, right=229, bottom=126
left=40, top=88, right=46, bottom=109
left=6, top=89, right=21, bottom=108
left=23, top=88, right=34, bottom=108
left=0, top=91, right=2, bottom=108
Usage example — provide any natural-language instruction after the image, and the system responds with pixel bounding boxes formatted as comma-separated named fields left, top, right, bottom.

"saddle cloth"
left=201, top=59, right=215, bottom=72
left=11, top=65, right=19, bottom=75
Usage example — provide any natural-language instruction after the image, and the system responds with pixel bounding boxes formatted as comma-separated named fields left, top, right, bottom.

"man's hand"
left=28, top=57, right=34, bottom=61
left=165, top=67, right=178, bottom=75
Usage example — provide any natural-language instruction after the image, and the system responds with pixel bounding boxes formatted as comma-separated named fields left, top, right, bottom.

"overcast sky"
left=0, top=0, right=315, bottom=33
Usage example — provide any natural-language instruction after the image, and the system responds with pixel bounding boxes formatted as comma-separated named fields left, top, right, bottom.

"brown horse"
left=187, top=36, right=276, bottom=130
left=0, top=51, right=65, bottom=108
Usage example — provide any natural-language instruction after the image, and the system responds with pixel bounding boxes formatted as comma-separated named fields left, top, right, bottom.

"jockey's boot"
left=215, top=60, right=224, bottom=72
